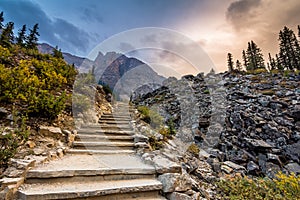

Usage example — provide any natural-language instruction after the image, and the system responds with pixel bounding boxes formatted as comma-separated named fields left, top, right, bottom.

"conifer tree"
left=242, top=50, right=248, bottom=69
left=278, top=26, right=300, bottom=70
left=227, top=53, right=234, bottom=72
left=0, top=22, right=14, bottom=47
left=53, top=46, right=63, bottom=59
left=268, top=53, right=276, bottom=70
left=16, top=25, right=27, bottom=47
left=245, top=40, right=265, bottom=71
left=0, top=12, right=4, bottom=30
left=236, top=60, right=242, bottom=71
left=26, top=23, right=39, bottom=49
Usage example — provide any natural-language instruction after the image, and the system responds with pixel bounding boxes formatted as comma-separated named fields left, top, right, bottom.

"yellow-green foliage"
left=137, top=106, right=163, bottom=129
left=148, top=135, right=164, bottom=150
left=217, top=172, right=300, bottom=200
left=158, top=126, right=176, bottom=140
left=0, top=113, right=29, bottom=167
left=187, top=143, right=200, bottom=155
left=0, top=45, right=77, bottom=118
left=247, top=68, right=268, bottom=75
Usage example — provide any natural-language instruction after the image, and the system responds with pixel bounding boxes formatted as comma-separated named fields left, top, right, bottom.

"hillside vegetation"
left=0, top=12, right=77, bottom=169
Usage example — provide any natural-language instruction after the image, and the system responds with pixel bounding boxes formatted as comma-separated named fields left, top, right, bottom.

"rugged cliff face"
left=132, top=71, right=300, bottom=178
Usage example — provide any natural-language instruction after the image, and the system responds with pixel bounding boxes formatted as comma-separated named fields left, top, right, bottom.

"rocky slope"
left=132, top=71, right=300, bottom=178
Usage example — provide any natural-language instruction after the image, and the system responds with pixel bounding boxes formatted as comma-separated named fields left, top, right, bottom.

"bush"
left=0, top=113, right=29, bottom=168
left=148, top=135, right=164, bottom=150
left=187, top=143, right=200, bottom=155
left=217, top=172, right=300, bottom=200
left=137, top=106, right=163, bottom=129
left=0, top=45, right=77, bottom=119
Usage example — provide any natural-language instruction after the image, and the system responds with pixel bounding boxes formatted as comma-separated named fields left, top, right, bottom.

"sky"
left=0, top=0, right=300, bottom=75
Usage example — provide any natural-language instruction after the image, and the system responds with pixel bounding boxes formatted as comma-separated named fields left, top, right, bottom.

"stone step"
left=99, top=125, right=132, bottom=130
left=98, top=120, right=130, bottom=125
left=77, top=129, right=135, bottom=135
left=18, top=178, right=163, bottom=200
left=101, top=114, right=131, bottom=118
left=73, top=141, right=135, bottom=150
left=67, top=149, right=136, bottom=155
left=26, top=168, right=156, bottom=184
left=80, top=125, right=132, bottom=130
left=75, top=134, right=134, bottom=141
left=100, top=118, right=132, bottom=122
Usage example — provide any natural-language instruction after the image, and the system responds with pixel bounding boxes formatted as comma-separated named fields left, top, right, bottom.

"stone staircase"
left=17, top=103, right=165, bottom=200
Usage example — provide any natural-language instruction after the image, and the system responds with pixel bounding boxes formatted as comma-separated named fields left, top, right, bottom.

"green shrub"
left=0, top=45, right=77, bottom=119
left=137, top=106, right=163, bottom=129
left=148, top=135, right=164, bottom=150
left=187, top=143, right=200, bottom=155
left=217, top=172, right=300, bottom=200
left=0, top=113, right=29, bottom=168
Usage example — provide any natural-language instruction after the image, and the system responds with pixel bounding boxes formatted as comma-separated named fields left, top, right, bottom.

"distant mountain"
left=38, top=43, right=90, bottom=68
left=38, top=43, right=165, bottom=99
left=94, top=51, right=165, bottom=99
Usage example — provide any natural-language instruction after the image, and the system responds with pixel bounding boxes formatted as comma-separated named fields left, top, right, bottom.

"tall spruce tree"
left=16, top=24, right=27, bottom=46
left=227, top=53, right=234, bottom=72
left=268, top=53, right=276, bottom=70
left=26, top=23, right=39, bottom=49
left=0, top=12, right=4, bottom=30
left=0, top=22, right=14, bottom=47
left=242, top=50, right=248, bottom=69
left=278, top=26, right=300, bottom=70
left=236, top=60, right=242, bottom=72
left=245, top=40, right=265, bottom=71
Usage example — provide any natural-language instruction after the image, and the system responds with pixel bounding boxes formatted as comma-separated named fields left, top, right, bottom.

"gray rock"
left=223, top=161, right=245, bottom=171
left=153, top=155, right=181, bottom=174
left=168, top=192, right=193, bottom=200
left=158, top=172, right=192, bottom=193
left=284, top=162, right=300, bottom=174
left=247, top=161, right=259, bottom=172
left=39, top=126, right=63, bottom=139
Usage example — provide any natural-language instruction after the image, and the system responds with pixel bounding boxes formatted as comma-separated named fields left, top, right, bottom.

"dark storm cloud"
left=0, top=0, right=90, bottom=53
left=226, top=0, right=262, bottom=30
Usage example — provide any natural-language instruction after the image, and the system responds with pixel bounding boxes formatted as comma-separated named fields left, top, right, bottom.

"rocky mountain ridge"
left=38, top=43, right=165, bottom=99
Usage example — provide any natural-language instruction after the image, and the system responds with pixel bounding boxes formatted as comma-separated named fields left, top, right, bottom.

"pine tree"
left=53, top=46, right=63, bottom=59
left=0, top=22, right=14, bottom=47
left=26, top=23, right=39, bottom=49
left=245, top=40, right=265, bottom=71
left=242, top=50, right=248, bottom=69
left=16, top=25, right=26, bottom=47
left=268, top=53, right=276, bottom=70
left=0, top=12, right=4, bottom=30
left=236, top=60, right=242, bottom=72
left=276, top=54, right=284, bottom=70
left=227, top=53, right=234, bottom=72
left=298, top=25, right=300, bottom=39
left=278, top=26, right=300, bottom=70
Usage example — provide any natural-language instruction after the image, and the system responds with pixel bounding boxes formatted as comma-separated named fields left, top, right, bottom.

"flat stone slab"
left=29, top=154, right=154, bottom=172
left=27, top=167, right=156, bottom=179
left=67, top=149, right=136, bottom=154
left=77, top=134, right=134, bottom=141
left=18, top=179, right=162, bottom=200
left=78, top=129, right=134, bottom=135
left=73, top=141, right=135, bottom=147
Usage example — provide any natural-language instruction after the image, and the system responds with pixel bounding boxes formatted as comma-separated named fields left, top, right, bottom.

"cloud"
left=81, top=6, right=103, bottom=23
left=226, top=0, right=262, bottom=30
left=0, top=0, right=91, bottom=54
